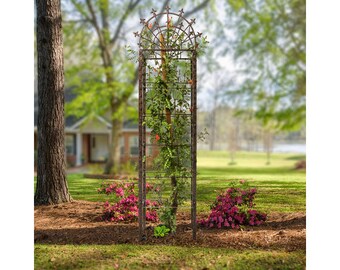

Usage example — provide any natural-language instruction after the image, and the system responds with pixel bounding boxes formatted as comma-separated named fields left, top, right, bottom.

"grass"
left=35, top=244, right=306, bottom=270
left=35, top=150, right=306, bottom=269
left=39, top=151, right=305, bottom=213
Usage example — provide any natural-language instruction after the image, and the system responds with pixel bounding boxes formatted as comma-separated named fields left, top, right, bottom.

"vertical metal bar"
left=142, top=56, right=147, bottom=237
left=191, top=51, right=197, bottom=240
left=138, top=50, right=144, bottom=241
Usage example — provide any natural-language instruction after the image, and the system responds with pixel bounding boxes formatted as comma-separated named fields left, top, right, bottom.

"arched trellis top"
left=134, top=6, right=202, bottom=53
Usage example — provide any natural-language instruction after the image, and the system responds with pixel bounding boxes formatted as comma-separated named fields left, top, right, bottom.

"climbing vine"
left=142, top=21, right=207, bottom=232
left=128, top=9, right=208, bottom=234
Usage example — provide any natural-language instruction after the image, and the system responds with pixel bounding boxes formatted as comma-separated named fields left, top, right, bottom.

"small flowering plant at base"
left=153, top=225, right=171, bottom=238
left=98, top=181, right=159, bottom=222
left=199, top=180, right=267, bottom=229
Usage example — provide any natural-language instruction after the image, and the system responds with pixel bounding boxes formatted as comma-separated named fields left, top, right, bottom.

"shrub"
left=98, top=181, right=159, bottom=222
left=199, top=180, right=267, bottom=229
left=295, top=160, right=306, bottom=170
left=154, top=225, right=171, bottom=238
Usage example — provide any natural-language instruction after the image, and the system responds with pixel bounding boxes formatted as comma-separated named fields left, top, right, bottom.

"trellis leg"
left=138, top=50, right=145, bottom=241
left=142, top=56, right=147, bottom=237
left=191, top=51, right=197, bottom=240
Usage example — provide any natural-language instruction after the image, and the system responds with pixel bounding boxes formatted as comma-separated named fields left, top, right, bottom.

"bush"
left=295, top=160, right=306, bottom=170
left=199, top=180, right=267, bottom=229
left=98, top=181, right=159, bottom=222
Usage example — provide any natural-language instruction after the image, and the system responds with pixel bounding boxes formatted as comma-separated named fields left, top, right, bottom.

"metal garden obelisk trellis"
left=136, top=6, right=201, bottom=240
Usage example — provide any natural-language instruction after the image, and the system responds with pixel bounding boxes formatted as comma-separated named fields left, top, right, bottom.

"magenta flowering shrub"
left=98, top=181, right=159, bottom=222
left=199, top=180, right=267, bottom=229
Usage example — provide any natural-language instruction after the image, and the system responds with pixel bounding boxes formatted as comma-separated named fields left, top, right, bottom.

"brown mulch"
left=34, top=200, right=305, bottom=251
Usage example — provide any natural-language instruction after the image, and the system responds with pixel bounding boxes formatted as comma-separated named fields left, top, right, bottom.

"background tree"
left=228, top=116, right=240, bottom=165
left=263, top=128, right=273, bottom=165
left=35, top=0, right=72, bottom=205
left=222, top=0, right=306, bottom=131
left=63, top=0, right=214, bottom=174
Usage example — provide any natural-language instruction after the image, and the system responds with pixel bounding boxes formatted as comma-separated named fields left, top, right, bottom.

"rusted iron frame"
left=138, top=18, right=197, bottom=240
left=151, top=25, right=194, bottom=49
left=142, top=55, right=147, bottom=237
left=191, top=51, right=197, bottom=240
left=140, top=11, right=197, bottom=46
left=138, top=50, right=144, bottom=240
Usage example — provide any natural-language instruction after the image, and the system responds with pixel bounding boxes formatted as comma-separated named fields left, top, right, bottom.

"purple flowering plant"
left=98, top=181, right=159, bottom=222
left=199, top=180, right=267, bottom=229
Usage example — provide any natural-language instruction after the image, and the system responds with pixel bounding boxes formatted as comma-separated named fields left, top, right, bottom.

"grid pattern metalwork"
left=137, top=6, right=199, bottom=240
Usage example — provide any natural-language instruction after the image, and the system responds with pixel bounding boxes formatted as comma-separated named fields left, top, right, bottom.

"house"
left=34, top=90, right=156, bottom=167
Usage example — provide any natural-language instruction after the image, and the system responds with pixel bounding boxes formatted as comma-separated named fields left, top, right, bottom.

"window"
left=65, top=134, right=75, bottom=155
left=129, top=136, right=138, bottom=156
left=120, top=137, right=125, bottom=156
left=128, top=135, right=153, bottom=156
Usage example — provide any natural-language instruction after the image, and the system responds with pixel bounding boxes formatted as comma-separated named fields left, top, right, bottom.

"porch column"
left=76, top=132, right=82, bottom=166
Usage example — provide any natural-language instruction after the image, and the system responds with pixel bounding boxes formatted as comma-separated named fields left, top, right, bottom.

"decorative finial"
left=196, top=32, right=202, bottom=37
left=190, top=18, right=196, bottom=25
left=179, top=8, right=184, bottom=16
left=165, top=5, right=171, bottom=12
left=133, top=31, right=139, bottom=37
left=140, top=18, right=145, bottom=24
left=151, top=8, right=157, bottom=16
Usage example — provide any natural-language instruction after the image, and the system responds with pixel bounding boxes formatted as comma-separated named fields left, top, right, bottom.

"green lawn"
left=35, top=244, right=305, bottom=270
left=48, top=151, right=305, bottom=213
left=35, top=150, right=306, bottom=270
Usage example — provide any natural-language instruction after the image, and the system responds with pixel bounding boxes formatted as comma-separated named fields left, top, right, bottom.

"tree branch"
left=63, top=19, right=90, bottom=24
left=110, top=0, right=141, bottom=46
left=185, top=0, right=211, bottom=18
left=70, top=0, right=92, bottom=22
left=85, top=0, right=105, bottom=47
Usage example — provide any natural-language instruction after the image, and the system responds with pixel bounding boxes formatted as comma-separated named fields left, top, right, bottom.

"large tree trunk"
left=35, top=0, right=72, bottom=205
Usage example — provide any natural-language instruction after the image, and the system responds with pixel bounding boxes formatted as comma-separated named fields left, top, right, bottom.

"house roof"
left=34, top=88, right=138, bottom=129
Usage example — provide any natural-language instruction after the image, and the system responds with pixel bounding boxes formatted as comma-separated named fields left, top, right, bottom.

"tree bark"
left=35, top=0, right=72, bottom=205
